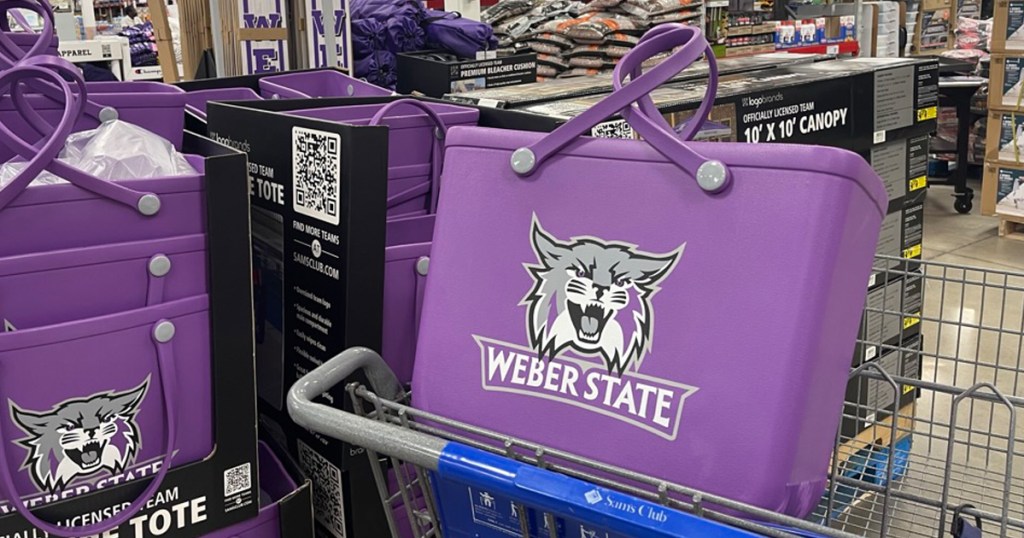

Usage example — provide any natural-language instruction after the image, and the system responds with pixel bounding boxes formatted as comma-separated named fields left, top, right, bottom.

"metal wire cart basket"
left=288, top=255, right=1024, bottom=537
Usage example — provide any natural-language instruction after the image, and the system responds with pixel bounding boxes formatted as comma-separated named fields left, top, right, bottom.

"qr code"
left=223, top=462, right=252, bottom=497
left=292, top=126, right=342, bottom=225
left=591, top=120, right=635, bottom=139
left=298, top=439, right=347, bottom=537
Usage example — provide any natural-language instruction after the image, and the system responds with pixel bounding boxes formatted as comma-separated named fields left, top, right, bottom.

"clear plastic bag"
left=0, top=120, right=197, bottom=188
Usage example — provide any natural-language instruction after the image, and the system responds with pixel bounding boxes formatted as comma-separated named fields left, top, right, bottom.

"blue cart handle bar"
left=288, top=347, right=764, bottom=538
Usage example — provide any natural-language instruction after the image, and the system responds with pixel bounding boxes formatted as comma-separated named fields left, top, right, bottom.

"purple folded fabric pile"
left=348, top=0, right=496, bottom=88
left=119, top=21, right=159, bottom=66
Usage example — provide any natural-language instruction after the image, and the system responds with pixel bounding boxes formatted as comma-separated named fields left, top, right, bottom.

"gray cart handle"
left=287, top=347, right=448, bottom=470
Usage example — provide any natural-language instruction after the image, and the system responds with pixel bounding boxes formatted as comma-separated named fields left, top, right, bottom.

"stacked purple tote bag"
left=0, top=10, right=212, bottom=536
left=398, top=24, right=887, bottom=518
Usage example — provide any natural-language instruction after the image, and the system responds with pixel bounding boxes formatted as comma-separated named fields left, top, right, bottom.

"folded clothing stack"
left=485, top=0, right=699, bottom=79
left=120, top=21, right=158, bottom=66
left=350, top=0, right=497, bottom=88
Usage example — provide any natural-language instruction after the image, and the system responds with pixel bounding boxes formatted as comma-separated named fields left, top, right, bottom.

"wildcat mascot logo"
left=478, top=217, right=698, bottom=440
left=10, top=379, right=148, bottom=492
left=523, top=216, right=683, bottom=375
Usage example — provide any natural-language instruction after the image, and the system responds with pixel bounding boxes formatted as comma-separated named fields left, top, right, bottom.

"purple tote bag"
left=0, top=61, right=211, bottom=536
left=412, top=25, right=887, bottom=518
left=258, top=69, right=391, bottom=99
left=0, top=60, right=206, bottom=259
left=183, top=87, right=262, bottom=118
left=0, top=295, right=213, bottom=535
left=384, top=213, right=432, bottom=385
left=200, top=443, right=302, bottom=538
left=0, top=80, right=188, bottom=162
left=0, top=234, right=207, bottom=331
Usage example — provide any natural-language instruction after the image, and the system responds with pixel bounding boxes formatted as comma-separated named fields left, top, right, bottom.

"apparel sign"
left=305, top=0, right=354, bottom=71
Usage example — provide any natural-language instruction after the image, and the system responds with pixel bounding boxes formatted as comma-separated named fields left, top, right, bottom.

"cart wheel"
left=954, top=197, right=973, bottom=214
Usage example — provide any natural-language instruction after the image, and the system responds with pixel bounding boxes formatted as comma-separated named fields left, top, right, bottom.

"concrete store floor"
left=829, top=184, right=1024, bottom=537
left=923, top=186, right=1024, bottom=270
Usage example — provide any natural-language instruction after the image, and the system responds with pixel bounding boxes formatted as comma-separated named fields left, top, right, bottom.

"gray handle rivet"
left=416, top=257, right=430, bottom=276
left=695, top=160, right=729, bottom=192
left=434, top=127, right=445, bottom=140
left=99, top=107, right=119, bottom=122
left=149, top=255, right=172, bottom=277
left=153, top=321, right=176, bottom=343
left=138, top=194, right=161, bottom=216
left=510, top=148, right=536, bottom=174
left=347, top=84, right=355, bottom=96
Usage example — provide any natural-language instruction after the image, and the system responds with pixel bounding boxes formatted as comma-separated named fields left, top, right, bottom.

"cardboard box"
left=989, top=54, right=1024, bottom=109
left=444, top=52, right=829, bottom=108
left=861, top=133, right=930, bottom=212
left=983, top=160, right=1024, bottom=217
left=992, top=0, right=1024, bottom=52
left=855, top=272, right=924, bottom=364
left=903, top=189, right=925, bottom=273
left=509, top=57, right=938, bottom=152
left=913, top=8, right=954, bottom=54
left=984, top=109, right=1024, bottom=164
left=872, top=210, right=904, bottom=284
left=397, top=51, right=538, bottom=98
left=0, top=135, right=262, bottom=537
left=207, top=97, right=399, bottom=538
left=843, top=336, right=922, bottom=438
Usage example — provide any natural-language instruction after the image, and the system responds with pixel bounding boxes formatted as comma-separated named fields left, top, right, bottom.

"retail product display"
left=723, top=11, right=775, bottom=56
left=205, top=93, right=485, bottom=537
left=119, top=21, right=158, bottom=67
left=396, top=49, right=538, bottom=97
left=912, top=0, right=955, bottom=53
left=259, top=68, right=392, bottom=98
left=411, top=24, right=886, bottom=518
left=14, top=0, right=1024, bottom=534
left=491, top=57, right=938, bottom=153
left=863, top=1, right=901, bottom=57
left=483, top=0, right=702, bottom=78
left=349, top=0, right=497, bottom=88
left=0, top=62, right=272, bottom=538
left=992, top=0, right=1024, bottom=51
left=0, top=3, right=316, bottom=534
left=444, top=51, right=826, bottom=107
left=986, top=5, right=1024, bottom=231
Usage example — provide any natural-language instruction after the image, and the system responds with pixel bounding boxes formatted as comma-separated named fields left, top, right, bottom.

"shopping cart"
left=288, top=255, right=1024, bottom=537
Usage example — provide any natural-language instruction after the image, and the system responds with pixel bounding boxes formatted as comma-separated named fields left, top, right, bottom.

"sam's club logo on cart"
left=476, top=216, right=698, bottom=440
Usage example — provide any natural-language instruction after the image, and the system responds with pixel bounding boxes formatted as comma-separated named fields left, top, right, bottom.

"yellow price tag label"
left=903, top=244, right=922, bottom=259
left=917, top=106, right=938, bottom=121
left=909, top=176, right=927, bottom=191
left=903, top=384, right=915, bottom=395
left=903, top=314, right=921, bottom=329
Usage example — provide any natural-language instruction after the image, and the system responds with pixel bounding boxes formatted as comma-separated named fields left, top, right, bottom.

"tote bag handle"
left=510, top=24, right=731, bottom=194
left=369, top=98, right=449, bottom=214
left=0, top=319, right=180, bottom=537
left=0, top=58, right=162, bottom=215
left=0, top=0, right=54, bottom=66
left=0, top=0, right=108, bottom=128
